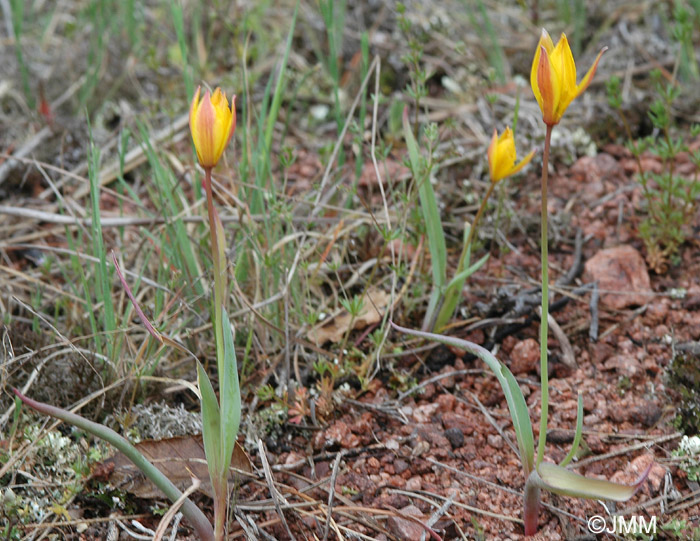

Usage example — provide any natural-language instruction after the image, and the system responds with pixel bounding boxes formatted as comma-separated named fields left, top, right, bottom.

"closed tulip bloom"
left=189, top=86, right=236, bottom=168
left=530, top=29, right=606, bottom=126
left=487, top=127, right=535, bottom=183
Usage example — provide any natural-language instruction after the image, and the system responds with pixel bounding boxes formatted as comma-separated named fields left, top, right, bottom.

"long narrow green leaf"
left=403, top=109, right=446, bottom=286
left=559, top=391, right=584, bottom=467
left=219, top=308, right=241, bottom=477
left=500, top=363, right=535, bottom=474
left=402, top=107, right=446, bottom=328
left=13, top=389, right=214, bottom=541
left=390, top=322, right=534, bottom=474
left=263, top=1, right=299, bottom=159
left=444, top=253, right=490, bottom=291
left=535, top=461, right=652, bottom=501
left=197, top=361, right=222, bottom=480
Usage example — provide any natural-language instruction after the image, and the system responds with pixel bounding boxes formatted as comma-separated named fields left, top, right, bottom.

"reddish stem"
left=523, top=473, right=541, bottom=536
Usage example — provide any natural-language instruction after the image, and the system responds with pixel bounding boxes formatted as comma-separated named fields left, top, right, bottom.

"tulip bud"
left=189, top=86, right=236, bottom=169
left=487, top=127, right=535, bottom=183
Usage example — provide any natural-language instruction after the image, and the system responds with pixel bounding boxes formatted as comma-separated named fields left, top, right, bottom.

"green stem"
left=204, top=168, right=225, bottom=373
left=536, top=124, right=553, bottom=467
left=457, top=181, right=496, bottom=273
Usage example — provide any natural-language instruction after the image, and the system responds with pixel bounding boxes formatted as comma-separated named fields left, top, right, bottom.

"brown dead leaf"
left=99, top=434, right=252, bottom=499
left=308, top=288, right=390, bottom=345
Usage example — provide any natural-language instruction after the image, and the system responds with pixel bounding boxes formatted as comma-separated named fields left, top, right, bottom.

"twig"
left=589, top=280, right=600, bottom=342
left=154, top=478, right=200, bottom=541
left=541, top=307, right=576, bottom=368
left=322, top=450, right=344, bottom=541
left=257, top=438, right=297, bottom=541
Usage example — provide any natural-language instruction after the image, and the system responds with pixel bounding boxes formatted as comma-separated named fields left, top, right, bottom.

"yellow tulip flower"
left=487, top=127, right=535, bottom=183
left=530, top=29, right=606, bottom=126
left=189, top=86, right=236, bottom=169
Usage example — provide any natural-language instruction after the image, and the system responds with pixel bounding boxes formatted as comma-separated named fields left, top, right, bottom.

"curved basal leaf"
left=535, top=461, right=652, bottom=501
left=559, top=391, right=583, bottom=467
left=390, top=321, right=534, bottom=474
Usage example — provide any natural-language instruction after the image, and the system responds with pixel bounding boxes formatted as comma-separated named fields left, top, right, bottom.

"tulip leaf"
left=12, top=389, right=215, bottom=541
left=219, top=308, right=241, bottom=479
left=559, top=391, right=583, bottom=467
left=535, top=461, right=652, bottom=501
left=445, top=253, right=490, bottom=291
left=390, top=321, right=534, bottom=474
left=499, top=361, right=535, bottom=475
left=402, top=107, right=446, bottom=329
left=197, top=360, right=222, bottom=480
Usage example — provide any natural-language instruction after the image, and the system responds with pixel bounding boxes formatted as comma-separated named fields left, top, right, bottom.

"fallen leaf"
left=97, top=434, right=252, bottom=499
left=308, top=288, right=390, bottom=345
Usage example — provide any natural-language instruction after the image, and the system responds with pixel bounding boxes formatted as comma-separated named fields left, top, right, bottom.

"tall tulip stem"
left=536, top=124, right=553, bottom=466
left=204, top=167, right=225, bottom=372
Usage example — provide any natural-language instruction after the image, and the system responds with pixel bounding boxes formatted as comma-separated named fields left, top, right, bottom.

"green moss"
left=667, top=353, right=700, bottom=435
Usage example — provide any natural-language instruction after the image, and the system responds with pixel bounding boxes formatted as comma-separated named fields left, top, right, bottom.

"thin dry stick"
left=421, top=493, right=456, bottom=541
left=368, top=55, right=399, bottom=380
left=257, top=438, right=297, bottom=541
left=153, top=478, right=201, bottom=541
left=310, top=55, right=381, bottom=217
left=573, top=433, right=681, bottom=468
left=322, top=450, right=344, bottom=541
left=0, top=127, right=52, bottom=185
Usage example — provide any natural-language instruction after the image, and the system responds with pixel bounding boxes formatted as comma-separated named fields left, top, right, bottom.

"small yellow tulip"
left=487, top=127, right=535, bottom=183
left=189, top=86, right=236, bottom=169
left=530, top=29, right=606, bottom=126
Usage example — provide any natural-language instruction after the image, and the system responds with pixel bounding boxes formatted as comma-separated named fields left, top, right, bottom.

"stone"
left=487, top=434, right=504, bottom=449
left=583, top=245, right=653, bottom=309
left=570, top=153, right=621, bottom=202
left=387, top=504, right=425, bottom=540
left=510, top=338, right=540, bottom=374
left=603, top=354, right=642, bottom=377
left=444, top=427, right=464, bottom=449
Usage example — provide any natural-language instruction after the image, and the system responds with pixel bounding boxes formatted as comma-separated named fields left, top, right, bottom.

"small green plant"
left=608, top=69, right=700, bottom=273
left=672, top=435, right=700, bottom=481
left=15, top=84, right=243, bottom=541
left=394, top=30, right=650, bottom=537
left=661, top=518, right=700, bottom=541
left=403, top=102, right=531, bottom=332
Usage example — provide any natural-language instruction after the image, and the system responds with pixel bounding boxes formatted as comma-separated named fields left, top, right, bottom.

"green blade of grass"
left=87, top=120, right=116, bottom=360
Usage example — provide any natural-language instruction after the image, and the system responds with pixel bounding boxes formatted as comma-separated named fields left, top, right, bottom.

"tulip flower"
left=189, top=86, right=236, bottom=169
left=487, top=126, right=535, bottom=183
left=530, top=29, right=606, bottom=126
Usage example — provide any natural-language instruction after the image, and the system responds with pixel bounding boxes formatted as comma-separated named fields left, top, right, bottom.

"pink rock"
left=583, top=245, right=653, bottom=309
left=570, top=154, right=621, bottom=202
left=610, top=454, right=662, bottom=491
left=487, top=434, right=504, bottom=449
left=406, top=476, right=422, bottom=491
left=510, top=338, right=540, bottom=374
left=387, top=504, right=426, bottom=540
left=324, top=421, right=360, bottom=449
left=603, top=354, right=642, bottom=377
left=413, top=403, right=439, bottom=424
